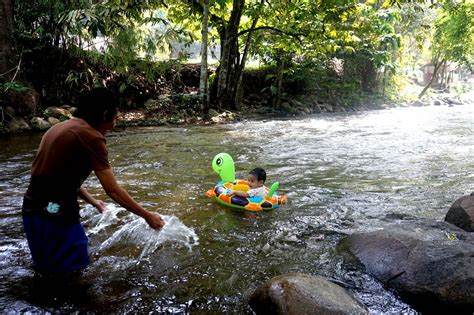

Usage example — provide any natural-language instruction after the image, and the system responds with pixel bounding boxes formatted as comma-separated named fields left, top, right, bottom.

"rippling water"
left=1, top=105, right=473, bottom=313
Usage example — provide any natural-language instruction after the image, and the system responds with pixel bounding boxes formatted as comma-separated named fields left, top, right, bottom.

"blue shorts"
left=23, top=215, right=89, bottom=274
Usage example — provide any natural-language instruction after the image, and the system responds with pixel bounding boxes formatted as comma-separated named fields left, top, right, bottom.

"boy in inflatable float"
left=205, top=153, right=287, bottom=211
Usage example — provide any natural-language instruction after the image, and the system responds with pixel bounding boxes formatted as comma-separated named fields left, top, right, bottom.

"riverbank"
left=3, top=87, right=472, bottom=135
left=2, top=47, right=472, bottom=135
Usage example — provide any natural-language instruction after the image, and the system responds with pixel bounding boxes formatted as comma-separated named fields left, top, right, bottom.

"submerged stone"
left=249, top=273, right=368, bottom=315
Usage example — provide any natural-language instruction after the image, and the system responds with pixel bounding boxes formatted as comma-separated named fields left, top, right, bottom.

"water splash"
left=98, top=214, right=199, bottom=259
left=85, top=204, right=125, bottom=235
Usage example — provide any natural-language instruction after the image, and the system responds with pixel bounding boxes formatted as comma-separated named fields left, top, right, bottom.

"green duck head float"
left=212, top=153, right=235, bottom=182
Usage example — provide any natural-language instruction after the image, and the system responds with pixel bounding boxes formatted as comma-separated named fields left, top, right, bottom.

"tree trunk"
left=199, top=0, right=209, bottom=110
left=419, top=59, right=446, bottom=98
left=215, top=0, right=245, bottom=110
left=273, top=50, right=285, bottom=109
left=439, top=61, right=447, bottom=88
left=382, top=66, right=387, bottom=97
left=233, top=15, right=258, bottom=109
left=0, top=0, right=15, bottom=78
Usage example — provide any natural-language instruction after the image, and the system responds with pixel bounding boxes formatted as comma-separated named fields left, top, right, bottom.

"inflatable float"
left=205, top=153, right=287, bottom=211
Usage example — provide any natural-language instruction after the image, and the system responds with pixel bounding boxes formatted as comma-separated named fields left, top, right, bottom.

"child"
left=228, top=167, right=267, bottom=198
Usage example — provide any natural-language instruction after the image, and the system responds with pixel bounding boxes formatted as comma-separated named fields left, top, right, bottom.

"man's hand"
left=93, top=200, right=107, bottom=213
left=78, top=187, right=107, bottom=213
left=145, top=212, right=165, bottom=230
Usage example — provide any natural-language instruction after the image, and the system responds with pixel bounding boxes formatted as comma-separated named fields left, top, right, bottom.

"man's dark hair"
left=249, top=167, right=266, bottom=183
left=74, top=87, right=119, bottom=127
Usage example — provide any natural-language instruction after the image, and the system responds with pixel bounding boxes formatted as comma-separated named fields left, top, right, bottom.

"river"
left=1, top=105, right=473, bottom=313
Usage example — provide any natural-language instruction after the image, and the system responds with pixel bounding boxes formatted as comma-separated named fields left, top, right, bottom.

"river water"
left=1, top=105, right=473, bottom=313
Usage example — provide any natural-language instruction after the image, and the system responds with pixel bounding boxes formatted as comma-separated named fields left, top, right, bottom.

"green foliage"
left=0, top=81, right=29, bottom=93
left=9, top=0, right=472, bottom=112
left=65, top=68, right=101, bottom=90
left=432, top=0, right=474, bottom=69
left=0, top=81, right=29, bottom=113
left=14, top=0, right=194, bottom=77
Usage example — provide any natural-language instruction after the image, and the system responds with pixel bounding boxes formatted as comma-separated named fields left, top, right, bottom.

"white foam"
left=98, top=214, right=199, bottom=259
left=86, top=203, right=125, bottom=235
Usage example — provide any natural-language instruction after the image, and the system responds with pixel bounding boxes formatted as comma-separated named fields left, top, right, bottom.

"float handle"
left=267, top=182, right=280, bottom=198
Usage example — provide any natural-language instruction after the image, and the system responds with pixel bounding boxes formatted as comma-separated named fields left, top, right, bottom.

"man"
left=22, top=87, right=164, bottom=275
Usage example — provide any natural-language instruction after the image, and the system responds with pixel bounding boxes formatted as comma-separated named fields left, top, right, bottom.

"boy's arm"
left=228, top=189, right=249, bottom=198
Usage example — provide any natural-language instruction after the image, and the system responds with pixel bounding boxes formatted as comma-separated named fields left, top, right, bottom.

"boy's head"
left=248, top=167, right=266, bottom=188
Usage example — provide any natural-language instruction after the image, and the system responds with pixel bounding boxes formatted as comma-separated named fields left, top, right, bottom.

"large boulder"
left=445, top=195, right=474, bottom=232
left=30, top=117, right=50, bottom=130
left=411, top=100, right=425, bottom=107
left=44, top=106, right=72, bottom=119
left=249, top=273, right=368, bottom=315
left=8, top=117, right=31, bottom=132
left=47, top=117, right=60, bottom=126
left=5, top=86, right=39, bottom=116
left=339, top=219, right=474, bottom=313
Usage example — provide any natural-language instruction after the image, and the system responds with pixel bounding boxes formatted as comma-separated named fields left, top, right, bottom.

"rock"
left=280, top=102, right=291, bottom=112
left=291, top=100, right=304, bottom=107
left=313, top=104, right=322, bottom=113
left=210, top=116, right=223, bottom=123
left=445, top=195, right=474, bottom=232
left=445, top=97, right=463, bottom=105
left=333, top=105, right=346, bottom=113
left=208, top=109, right=219, bottom=117
left=299, top=107, right=311, bottom=114
left=144, top=98, right=158, bottom=108
left=324, top=104, right=334, bottom=112
left=261, top=243, right=271, bottom=253
left=249, top=273, right=368, bottom=315
left=47, top=117, right=60, bottom=125
left=30, top=117, right=50, bottom=130
left=61, top=105, right=77, bottom=115
left=210, top=111, right=237, bottom=123
left=6, top=86, right=39, bottom=116
left=44, top=106, right=71, bottom=119
left=433, top=100, right=443, bottom=106
left=4, top=106, right=15, bottom=118
left=8, top=117, right=31, bottom=132
left=412, top=100, right=425, bottom=107
left=340, top=219, right=474, bottom=313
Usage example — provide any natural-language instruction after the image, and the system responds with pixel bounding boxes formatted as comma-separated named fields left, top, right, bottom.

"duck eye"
left=216, top=158, right=222, bottom=166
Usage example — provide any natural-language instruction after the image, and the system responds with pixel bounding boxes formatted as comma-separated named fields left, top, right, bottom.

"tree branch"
left=238, top=26, right=306, bottom=42
left=173, top=0, right=225, bottom=27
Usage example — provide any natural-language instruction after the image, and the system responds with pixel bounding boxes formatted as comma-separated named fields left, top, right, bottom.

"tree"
left=419, top=0, right=474, bottom=97
left=199, top=0, right=210, bottom=108
left=0, top=0, right=15, bottom=78
left=214, top=0, right=245, bottom=110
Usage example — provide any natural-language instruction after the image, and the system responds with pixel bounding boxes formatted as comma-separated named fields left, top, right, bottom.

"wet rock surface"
left=340, top=218, right=474, bottom=313
left=249, top=273, right=368, bottom=315
left=445, top=194, right=474, bottom=232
